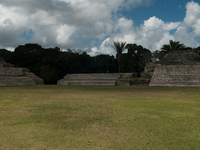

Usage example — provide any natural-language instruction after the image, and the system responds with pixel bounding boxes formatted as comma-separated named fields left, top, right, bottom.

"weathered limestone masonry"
left=150, top=65, right=200, bottom=87
left=149, top=51, right=200, bottom=87
left=58, top=73, right=150, bottom=86
left=0, top=59, right=44, bottom=86
left=58, top=73, right=121, bottom=85
left=57, top=73, right=144, bottom=86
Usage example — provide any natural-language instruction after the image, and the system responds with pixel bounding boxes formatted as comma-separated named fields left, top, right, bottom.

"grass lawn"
left=0, top=85, right=200, bottom=150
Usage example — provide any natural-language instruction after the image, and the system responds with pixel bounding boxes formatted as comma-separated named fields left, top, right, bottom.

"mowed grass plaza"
left=0, top=85, right=200, bottom=150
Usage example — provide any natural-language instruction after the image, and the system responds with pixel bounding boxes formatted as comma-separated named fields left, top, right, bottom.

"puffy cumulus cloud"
left=89, top=17, right=136, bottom=56
left=0, top=0, right=154, bottom=50
left=143, top=16, right=181, bottom=31
left=91, top=16, right=181, bottom=55
left=174, top=25, right=199, bottom=48
left=89, top=38, right=114, bottom=56
left=92, top=7, right=200, bottom=55
left=56, top=24, right=76, bottom=46
left=29, top=10, right=59, bottom=26
left=143, top=16, right=164, bottom=30
left=138, top=16, right=181, bottom=50
left=115, top=17, right=134, bottom=34
left=0, top=5, right=25, bottom=27
left=184, top=1, right=200, bottom=36
left=1, top=0, right=199, bottom=55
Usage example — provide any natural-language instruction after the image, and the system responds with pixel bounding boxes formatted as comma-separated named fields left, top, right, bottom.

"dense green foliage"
left=0, top=43, right=150, bottom=84
left=0, top=40, right=199, bottom=84
left=0, top=44, right=118, bottom=84
left=112, top=41, right=127, bottom=73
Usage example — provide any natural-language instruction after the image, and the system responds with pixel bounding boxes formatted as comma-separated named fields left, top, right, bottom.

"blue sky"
left=123, top=0, right=188, bottom=25
left=0, top=0, right=200, bottom=56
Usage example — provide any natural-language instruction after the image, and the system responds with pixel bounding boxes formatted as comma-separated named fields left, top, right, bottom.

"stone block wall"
left=63, top=73, right=122, bottom=80
left=0, top=76, right=36, bottom=86
left=149, top=65, right=200, bottom=87
left=145, top=63, right=159, bottom=72
left=58, top=73, right=150, bottom=86
left=58, top=73, right=122, bottom=85
left=160, top=51, right=200, bottom=65
left=25, top=72, right=44, bottom=85
left=0, top=67, right=26, bottom=76
left=0, top=63, right=44, bottom=86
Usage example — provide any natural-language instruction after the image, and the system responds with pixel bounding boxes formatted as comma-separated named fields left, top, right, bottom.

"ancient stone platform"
left=57, top=73, right=134, bottom=86
left=149, top=51, right=200, bottom=87
left=149, top=65, right=200, bottom=87
left=0, top=59, right=44, bottom=86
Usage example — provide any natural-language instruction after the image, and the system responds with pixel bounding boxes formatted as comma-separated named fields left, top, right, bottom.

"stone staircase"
left=57, top=73, right=136, bottom=86
left=0, top=76, right=36, bottom=86
left=58, top=73, right=121, bottom=85
left=0, top=60, right=44, bottom=86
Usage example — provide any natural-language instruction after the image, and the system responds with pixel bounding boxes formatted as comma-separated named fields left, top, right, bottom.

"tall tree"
left=159, top=40, right=185, bottom=60
left=126, top=43, right=152, bottom=73
left=152, top=50, right=163, bottom=62
left=112, top=41, right=126, bottom=73
left=161, top=40, right=184, bottom=53
left=94, top=54, right=117, bottom=73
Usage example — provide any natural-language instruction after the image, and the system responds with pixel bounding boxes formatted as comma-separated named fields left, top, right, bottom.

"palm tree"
left=112, top=41, right=126, bottom=73
left=161, top=40, right=184, bottom=53
left=126, top=43, right=152, bottom=73
left=159, top=40, right=185, bottom=60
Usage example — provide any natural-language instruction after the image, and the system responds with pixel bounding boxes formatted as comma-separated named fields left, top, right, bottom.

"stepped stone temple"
left=0, top=58, right=44, bottom=86
left=149, top=51, right=200, bottom=87
left=57, top=73, right=150, bottom=86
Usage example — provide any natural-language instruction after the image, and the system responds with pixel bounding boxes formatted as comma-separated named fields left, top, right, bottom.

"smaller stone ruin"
left=58, top=73, right=122, bottom=86
left=0, top=58, right=44, bottom=86
left=149, top=51, right=200, bottom=87
left=58, top=73, right=150, bottom=86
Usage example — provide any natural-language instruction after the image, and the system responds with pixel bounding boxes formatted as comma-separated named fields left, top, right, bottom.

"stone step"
left=0, top=61, right=44, bottom=86
left=0, top=67, right=24, bottom=76
left=58, top=73, right=137, bottom=86
left=64, top=73, right=122, bottom=80
left=120, top=73, right=134, bottom=78
left=0, top=76, right=36, bottom=86
left=150, top=82, right=200, bottom=87
left=58, top=79, right=117, bottom=85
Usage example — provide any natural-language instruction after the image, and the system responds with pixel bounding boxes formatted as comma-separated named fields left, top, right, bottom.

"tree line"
left=0, top=40, right=199, bottom=84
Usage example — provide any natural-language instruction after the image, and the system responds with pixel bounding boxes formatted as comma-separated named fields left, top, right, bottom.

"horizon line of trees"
left=0, top=40, right=199, bottom=84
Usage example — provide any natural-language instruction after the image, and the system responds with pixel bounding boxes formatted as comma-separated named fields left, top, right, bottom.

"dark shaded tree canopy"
left=0, top=41, right=199, bottom=84
left=112, top=41, right=126, bottom=73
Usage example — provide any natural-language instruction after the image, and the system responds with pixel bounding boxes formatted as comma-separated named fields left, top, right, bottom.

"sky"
left=0, top=0, right=200, bottom=56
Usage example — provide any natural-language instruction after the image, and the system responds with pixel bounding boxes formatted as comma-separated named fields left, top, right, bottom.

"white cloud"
left=0, top=0, right=200, bottom=56
left=143, top=16, right=164, bottom=30
left=138, top=16, right=181, bottom=50
left=174, top=25, right=199, bottom=48
left=0, top=0, right=155, bottom=50
left=115, top=17, right=134, bottom=33
left=30, top=10, right=59, bottom=26
left=90, top=38, right=114, bottom=56
left=184, top=1, right=200, bottom=36
left=163, top=22, right=181, bottom=31
left=96, top=16, right=180, bottom=53
left=56, top=24, right=76, bottom=45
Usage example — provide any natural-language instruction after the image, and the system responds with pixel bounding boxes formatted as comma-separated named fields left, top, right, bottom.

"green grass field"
left=0, top=85, right=200, bottom=150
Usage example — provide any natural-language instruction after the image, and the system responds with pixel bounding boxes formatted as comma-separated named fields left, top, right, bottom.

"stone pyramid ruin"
left=149, top=51, right=200, bottom=87
left=57, top=73, right=136, bottom=86
left=0, top=58, right=44, bottom=86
